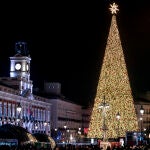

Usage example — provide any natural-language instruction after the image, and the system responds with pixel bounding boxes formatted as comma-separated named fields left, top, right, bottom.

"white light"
left=91, top=138, right=94, bottom=144
left=16, top=118, right=20, bottom=122
left=70, top=134, right=73, bottom=140
left=64, top=125, right=67, bottom=129
left=16, top=103, right=22, bottom=113
left=116, top=112, right=120, bottom=120
left=140, top=117, right=143, bottom=121
left=44, top=122, right=47, bottom=126
left=140, top=105, right=144, bottom=115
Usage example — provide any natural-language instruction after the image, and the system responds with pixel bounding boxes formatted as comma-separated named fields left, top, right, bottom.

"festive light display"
left=87, top=3, right=139, bottom=139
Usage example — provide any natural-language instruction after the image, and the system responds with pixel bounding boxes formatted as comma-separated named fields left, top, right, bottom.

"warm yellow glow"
left=109, top=3, right=119, bottom=14
left=48, top=136, right=56, bottom=149
left=87, top=3, right=139, bottom=139
left=27, top=133, right=38, bottom=142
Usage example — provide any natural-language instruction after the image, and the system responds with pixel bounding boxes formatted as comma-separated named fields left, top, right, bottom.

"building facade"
left=0, top=41, right=86, bottom=141
left=49, top=98, right=83, bottom=143
left=0, top=42, right=52, bottom=135
left=0, top=41, right=149, bottom=144
left=134, top=99, right=150, bottom=142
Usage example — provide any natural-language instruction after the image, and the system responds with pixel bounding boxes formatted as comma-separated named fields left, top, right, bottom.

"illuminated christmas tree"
left=87, top=3, right=139, bottom=140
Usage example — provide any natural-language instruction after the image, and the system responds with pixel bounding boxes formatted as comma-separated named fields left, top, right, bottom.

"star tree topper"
left=109, top=2, right=119, bottom=14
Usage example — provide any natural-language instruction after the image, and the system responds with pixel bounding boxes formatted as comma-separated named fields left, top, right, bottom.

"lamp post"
left=66, top=129, right=70, bottom=143
left=99, top=96, right=109, bottom=142
left=140, top=105, right=144, bottom=144
left=64, top=125, right=67, bottom=143
left=140, top=105, right=144, bottom=115
left=16, top=103, right=22, bottom=113
left=54, top=128, right=58, bottom=142
left=16, top=102, right=22, bottom=126
left=116, top=112, right=120, bottom=141
left=44, top=121, right=48, bottom=134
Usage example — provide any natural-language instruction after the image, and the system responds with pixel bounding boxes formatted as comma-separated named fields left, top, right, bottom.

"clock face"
left=15, top=63, right=21, bottom=70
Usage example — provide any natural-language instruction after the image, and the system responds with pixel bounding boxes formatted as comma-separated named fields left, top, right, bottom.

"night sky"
left=0, top=0, right=150, bottom=106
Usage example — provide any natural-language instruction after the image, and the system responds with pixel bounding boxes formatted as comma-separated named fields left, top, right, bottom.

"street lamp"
left=140, top=105, right=144, bottom=115
left=64, top=125, right=67, bottom=129
left=16, top=103, right=22, bottom=113
left=98, top=96, right=110, bottom=142
left=78, top=127, right=81, bottom=135
left=16, top=102, right=22, bottom=125
left=64, top=125, right=67, bottom=143
left=140, top=105, right=144, bottom=144
left=67, top=129, right=70, bottom=143
left=116, top=112, right=120, bottom=141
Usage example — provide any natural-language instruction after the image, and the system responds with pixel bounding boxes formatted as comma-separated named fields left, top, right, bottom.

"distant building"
left=38, top=82, right=84, bottom=142
left=82, top=106, right=92, bottom=135
left=49, top=98, right=83, bottom=143
left=44, top=82, right=61, bottom=95
left=134, top=98, right=150, bottom=141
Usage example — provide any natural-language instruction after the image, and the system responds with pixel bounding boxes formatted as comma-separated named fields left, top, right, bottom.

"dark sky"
left=0, top=0, right=150, bottom=106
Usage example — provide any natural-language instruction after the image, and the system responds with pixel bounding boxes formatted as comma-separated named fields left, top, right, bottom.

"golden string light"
left=87, top=3, right=139, bottom=139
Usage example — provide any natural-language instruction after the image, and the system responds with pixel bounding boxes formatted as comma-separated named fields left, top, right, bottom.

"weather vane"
left=109, top=2, right=119, bottom=14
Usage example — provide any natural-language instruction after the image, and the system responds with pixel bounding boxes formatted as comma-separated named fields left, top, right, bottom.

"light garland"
left=87, top=3, right=139, bottom=139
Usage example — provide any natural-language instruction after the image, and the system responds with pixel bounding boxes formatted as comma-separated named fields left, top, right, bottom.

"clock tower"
left=10, top=41, right=31, bottom=79
left=9, top=42, right=33, bottom=95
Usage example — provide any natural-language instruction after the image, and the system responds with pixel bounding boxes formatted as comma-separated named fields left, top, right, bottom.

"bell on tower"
left=15, top=41, right=29, bottom=56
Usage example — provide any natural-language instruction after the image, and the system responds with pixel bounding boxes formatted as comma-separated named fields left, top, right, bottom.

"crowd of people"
left=0, top=142, right=150, bottom=150
left=54, top=144, right=150, bottom=150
